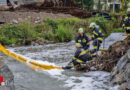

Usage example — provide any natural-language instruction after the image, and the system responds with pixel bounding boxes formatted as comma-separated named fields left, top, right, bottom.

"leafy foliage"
left=0, top=17, right=121, bottom=45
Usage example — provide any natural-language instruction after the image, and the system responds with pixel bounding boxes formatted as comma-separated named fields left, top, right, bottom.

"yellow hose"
left=0, top=44, right=62, bottom=70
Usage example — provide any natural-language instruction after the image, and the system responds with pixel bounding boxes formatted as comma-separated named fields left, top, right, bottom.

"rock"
left=118, top=82, right=127, bottom=90
left=90, top=66, right=96, bottom=71
left=22, top=39, right=32, bottom=45
left=127, top=78, right=130, bottom=89
left=12, top=19, right=18, bottom=24
left=117, top=55, right=128, bottom=72
left=35, top=17, right=42, bottom=24
left=18, top=18, right=23, bottom=22
left=9, top=44, right=16, bottom=47
left=0, top=59, right=14, bottom=90
left=127, top=49, right=130, bottom=59
left=35, top=37, right=54, bottom=45
left=110, top=49, right=130, bottom=90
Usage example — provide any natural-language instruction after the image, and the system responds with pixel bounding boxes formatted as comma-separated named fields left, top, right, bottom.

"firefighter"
left=89, top=22, right=104, bottom=53
left=75, top=28, right=90, bottom=52
left=62, top=43, right=90, bottom=69
left=122, top=8, right=130, bottom=35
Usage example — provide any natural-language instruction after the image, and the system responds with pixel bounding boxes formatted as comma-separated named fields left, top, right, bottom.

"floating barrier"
left=0, top=44, right=62, bottom=70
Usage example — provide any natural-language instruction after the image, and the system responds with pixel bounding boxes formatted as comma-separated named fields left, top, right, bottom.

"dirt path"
left=0, top=11, right=74, bottom=24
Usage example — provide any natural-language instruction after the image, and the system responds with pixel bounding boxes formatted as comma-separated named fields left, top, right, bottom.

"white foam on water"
left=64, top=71, right=119, bottom=90
left=44, top=69, right=64, bottom=76
left=7, top=48, right=64, bottom=76
left=34, top=60, right=56, bottom=66
left=9, top=47, right=119, bottom=90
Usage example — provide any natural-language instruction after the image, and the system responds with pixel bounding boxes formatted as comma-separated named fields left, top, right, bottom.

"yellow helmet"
left=89, top=22, right=96, bottom=28
left=127, top=8, right=130, bottom=12
left=78, top=28, right=84, bottom=33
left=76, top=43, right=82, bottom=48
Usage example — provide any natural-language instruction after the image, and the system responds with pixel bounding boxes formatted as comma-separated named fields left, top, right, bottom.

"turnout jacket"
left=75, top=33, right=90, bottom=50
left=92, top=26, right=104, bottom=41
left=122, top=15, right=130, bottom=30
left=73, top=47, right=89, bottom=63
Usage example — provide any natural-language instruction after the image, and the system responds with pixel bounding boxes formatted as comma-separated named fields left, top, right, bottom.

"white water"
left=7, top=33, right=125, bottom=90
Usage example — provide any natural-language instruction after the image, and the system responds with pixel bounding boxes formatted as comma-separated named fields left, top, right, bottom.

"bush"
left=0, top=21, right=37, bottom=45
left=0, top=17, right=121, bottom=45
left=55, top=24, right=75, bottom=42
left=43, top=25, right=55, bottom=41
left=43, top=18, right=83, bottom=42
left=113, top=28, right=124, bottom=33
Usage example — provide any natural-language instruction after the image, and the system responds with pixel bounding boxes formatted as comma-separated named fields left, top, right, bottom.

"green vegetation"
left=87, top=16, right=120, bottom=36
left=0, top=21, right=37, bottom=45
left=0, top=17, right=124, bottom=45
left=97, top=0, right=101, bottom=11
left=81, top=0, right=94, bottom=11
left=74, top=0, right=94, bottom=11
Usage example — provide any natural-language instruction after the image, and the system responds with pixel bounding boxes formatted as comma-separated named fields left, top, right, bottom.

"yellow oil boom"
left=0, top=44, right=62, bottom=70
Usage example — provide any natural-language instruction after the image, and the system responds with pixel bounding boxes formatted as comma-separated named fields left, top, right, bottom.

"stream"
left=1, top=33, right=126, bottom=90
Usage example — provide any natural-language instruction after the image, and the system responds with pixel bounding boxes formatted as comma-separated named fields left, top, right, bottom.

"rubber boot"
left=62, top=65, right=72, bottom=69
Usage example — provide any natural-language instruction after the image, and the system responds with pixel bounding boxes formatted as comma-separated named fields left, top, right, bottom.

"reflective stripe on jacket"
left=123, top=15, right=130, bottom=30
left=75, top=33, right=90, bottom=50
left=92, top=26, right=104, bottom=41
left=73, top=48, right=89, bottom=63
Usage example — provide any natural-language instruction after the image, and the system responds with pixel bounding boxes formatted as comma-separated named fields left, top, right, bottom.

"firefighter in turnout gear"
left=62, top=43, right=90, bottom=69
left=75, top=28, right=90, bottom=52
left=89, top=22, right=104, bottom=53
left=122, top=8, right=130, bottom=34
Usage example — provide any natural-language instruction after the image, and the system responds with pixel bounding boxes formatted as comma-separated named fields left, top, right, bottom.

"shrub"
left=113, top=28, right=124, bottom=33
left=55, top=24, right=75, bottom=42
left=0, top=17, right=121, bottom=45
left=0, top=21, right=37, bottom=45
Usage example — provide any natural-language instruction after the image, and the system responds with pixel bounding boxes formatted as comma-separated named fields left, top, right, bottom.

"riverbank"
left=0, top=16, right=124, bottom=46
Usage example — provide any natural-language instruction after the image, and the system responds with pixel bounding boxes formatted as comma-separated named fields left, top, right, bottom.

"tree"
left=82, top=0, right=94, bottom=11
left=97, top=0, right=102, bottom=11
left=104, top=0, right=107, bottom=11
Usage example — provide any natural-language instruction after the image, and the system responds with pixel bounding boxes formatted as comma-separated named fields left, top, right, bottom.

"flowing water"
left=1, top=33, right=126, bottom=90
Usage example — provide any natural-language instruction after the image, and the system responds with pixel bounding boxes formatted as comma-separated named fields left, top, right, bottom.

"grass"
left=0, top=17, right=122, bottom=45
